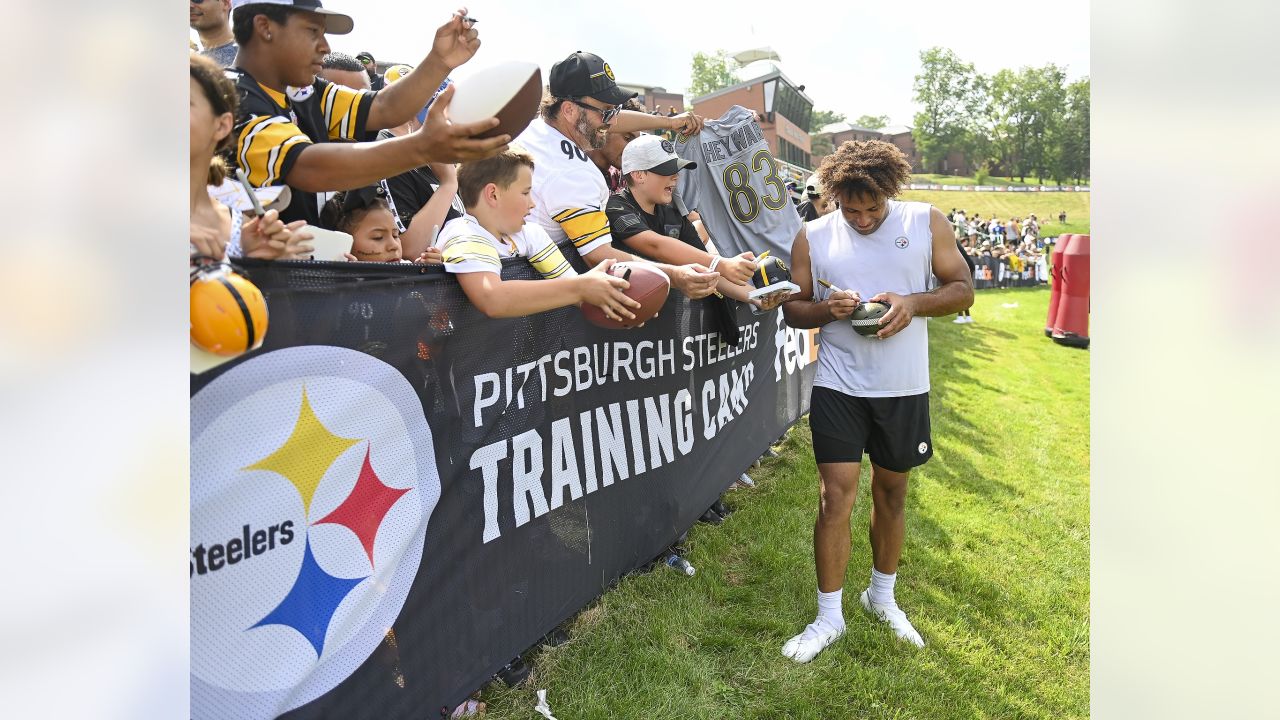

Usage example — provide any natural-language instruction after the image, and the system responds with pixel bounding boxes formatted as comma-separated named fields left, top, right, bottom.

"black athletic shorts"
left=809, top=386, right=933, bottom=472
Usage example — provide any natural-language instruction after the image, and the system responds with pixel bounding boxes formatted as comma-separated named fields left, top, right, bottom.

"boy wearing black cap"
left=228, top=1, right=508, bottom=226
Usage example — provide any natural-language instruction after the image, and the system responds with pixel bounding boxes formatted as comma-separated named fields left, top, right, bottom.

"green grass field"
left=478, top=286, right=1090, bottom=720
left=900, top=190, right=1091, bottom=236
left=910, top=174, right=1066, bottom=188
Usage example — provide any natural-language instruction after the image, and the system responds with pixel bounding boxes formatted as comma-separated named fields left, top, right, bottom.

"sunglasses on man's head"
left=569, top=100, right=621, bottom=124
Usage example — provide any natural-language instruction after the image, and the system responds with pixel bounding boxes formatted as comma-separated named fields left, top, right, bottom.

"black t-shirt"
left=605, top=189, right=702, bottom=256
left=797, top=201, right=819, bottom=222
left=231, top=67, right=374, bottom=226
left=605, top=189, right=741, bottom=344
left=375, top=129, right=464, bottom=232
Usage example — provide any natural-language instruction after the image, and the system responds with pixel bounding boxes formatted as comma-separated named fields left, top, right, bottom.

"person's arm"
left=283, top=90, right=507, bottom=192
left=609, top=109, right=705, bottom=137
left=457, top=259, right=639, bottom=320
left=868, top=206, right=976, bottom=339
left=620, top=228, right=756, bottom=285
left=581, top=243, right=720, bottom=300
left=365, top=10, right=480, bottom=130
left=781, top=226, right=859, bottom=328
left=399, top=163, right=459, bottom=259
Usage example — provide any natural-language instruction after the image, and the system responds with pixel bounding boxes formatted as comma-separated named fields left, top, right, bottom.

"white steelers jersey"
left=439, top=213, right=575, bottom=279
left=516, top=117, right=613, bottom=258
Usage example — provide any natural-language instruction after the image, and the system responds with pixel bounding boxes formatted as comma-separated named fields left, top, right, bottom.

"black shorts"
left=809, top=386, right=933, bottom=472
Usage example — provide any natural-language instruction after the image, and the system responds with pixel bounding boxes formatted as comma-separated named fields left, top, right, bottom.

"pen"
left=234, top=168, right=266, bottom=217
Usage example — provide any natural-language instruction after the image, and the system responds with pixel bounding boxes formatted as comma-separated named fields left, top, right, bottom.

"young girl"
left=189, top=53, right=310, bottom=265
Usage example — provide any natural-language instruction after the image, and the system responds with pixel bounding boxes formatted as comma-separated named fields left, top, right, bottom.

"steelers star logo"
left=895, top=237, right=910, bottom=249
left=603, top=62, right=615, bottom=81
left=286, top=85, right=315, bottom=103
left=661, top=139, right=675, bottom=153
left=191, top=346, right=440, bottom=719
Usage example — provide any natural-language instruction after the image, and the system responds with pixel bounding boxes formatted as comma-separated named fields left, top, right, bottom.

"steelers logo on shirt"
left=895, top=237, right=910, bottom=249
left=287, top=85, right=315, bottom=103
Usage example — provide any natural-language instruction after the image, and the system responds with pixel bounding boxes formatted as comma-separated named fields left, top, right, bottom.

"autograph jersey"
left=516, top=117, right=613, bottom=258
left=438, top=213, right=575, bottom=279
left=675, top=105, right=802, bottom=263
left=231, top=67, right=374, bottom=226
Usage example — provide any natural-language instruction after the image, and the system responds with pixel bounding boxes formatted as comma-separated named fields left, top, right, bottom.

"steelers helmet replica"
left=191, top=266, right=269, bottom=356
left=850, top=301, right=891, bottom=337
left=752, top=255, right=792, bottom=290
left=383, top=64, right=414, bottom=84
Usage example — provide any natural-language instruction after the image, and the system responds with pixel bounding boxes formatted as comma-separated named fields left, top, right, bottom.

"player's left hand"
left=669, top=112, right=705, bottom=138
left=870, top=291, right=915, bottom=339
left=669, top=263, right=720, bottom=299
left=427, top=8, right=481, bottom=71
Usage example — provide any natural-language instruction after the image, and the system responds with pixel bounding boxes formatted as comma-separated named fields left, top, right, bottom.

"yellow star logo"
left=244, top=387, right=359, bottom=516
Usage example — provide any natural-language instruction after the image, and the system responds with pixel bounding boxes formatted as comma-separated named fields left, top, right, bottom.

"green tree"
left=988, top=64, right=1067, bottom=183
left=811, top=109, right=847, bottom=131
left=1057, top=77, right=1090, bottom=183
left=911, top=47, right=988, bottom=174
left=688, top=50, right=738, bottom=99
left=853, top=114, right=890, bottom=130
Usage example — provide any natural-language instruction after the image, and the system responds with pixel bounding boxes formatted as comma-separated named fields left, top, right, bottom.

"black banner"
left=190, top=252, right=817, bottom=719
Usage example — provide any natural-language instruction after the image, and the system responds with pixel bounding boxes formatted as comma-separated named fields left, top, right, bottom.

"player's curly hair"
left=817, top=140, right=912, bottom=202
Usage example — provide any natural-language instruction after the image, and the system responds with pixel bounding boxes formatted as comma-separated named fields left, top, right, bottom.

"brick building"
left=812, top=122, right=971, bottom=175
left=616, top=82, right=685, bottom=115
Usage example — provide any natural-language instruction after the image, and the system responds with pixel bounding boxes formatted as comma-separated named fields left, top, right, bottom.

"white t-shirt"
left=439, top=213, right=575, bottom=279
left=516, top=117, right=613, bottom=258
left=807, top=200, right=936, bottom=397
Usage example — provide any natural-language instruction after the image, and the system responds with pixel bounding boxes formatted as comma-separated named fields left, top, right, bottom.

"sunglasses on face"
left=569, top=100, right=620, bottom=124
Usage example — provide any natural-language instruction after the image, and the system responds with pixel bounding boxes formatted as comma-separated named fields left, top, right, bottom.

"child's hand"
left=581, top=259, right=641, bottom=324
left=414, top=246, right=444, bottom=265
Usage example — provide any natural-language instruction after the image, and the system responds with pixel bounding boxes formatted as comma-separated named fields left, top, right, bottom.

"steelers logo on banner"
left=191, top=346, right=440, bottom=719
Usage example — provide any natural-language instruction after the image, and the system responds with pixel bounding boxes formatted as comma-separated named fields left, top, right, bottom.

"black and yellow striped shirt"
left=231, top=67, right=374, bottom=226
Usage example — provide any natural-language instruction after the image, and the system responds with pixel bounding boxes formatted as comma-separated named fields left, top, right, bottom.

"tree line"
left=911, top=47, right=1089, bottom=184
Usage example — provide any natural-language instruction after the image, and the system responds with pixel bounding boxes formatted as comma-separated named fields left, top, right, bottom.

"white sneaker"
left=781, top=617, right=845, bottom=663
left=860, top=589, right=925, bottom=647
left=965, top=316, right=975, bottom=324
left=953, top=316, right=967, bottom=324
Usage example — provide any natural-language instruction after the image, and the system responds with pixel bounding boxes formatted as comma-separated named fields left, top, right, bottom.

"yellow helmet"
left=383, top=64, right=414, bottom=84
left=190, top=267, right=269, bottom=356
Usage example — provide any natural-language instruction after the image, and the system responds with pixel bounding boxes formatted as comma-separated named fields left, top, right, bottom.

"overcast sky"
left=318, top=0, right=1090, bottom=127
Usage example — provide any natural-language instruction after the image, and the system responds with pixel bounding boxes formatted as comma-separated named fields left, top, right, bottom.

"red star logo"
left=313, top=444, right=410, bottom=567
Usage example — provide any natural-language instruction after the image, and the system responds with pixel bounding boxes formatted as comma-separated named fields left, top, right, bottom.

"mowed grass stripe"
left=481, top=286, right=1089, bottom=720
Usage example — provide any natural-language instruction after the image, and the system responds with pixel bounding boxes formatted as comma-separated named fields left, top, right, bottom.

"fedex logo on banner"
left=190, top=346, right=440, bottom=720
left=774, top=322, right=820, bottom=380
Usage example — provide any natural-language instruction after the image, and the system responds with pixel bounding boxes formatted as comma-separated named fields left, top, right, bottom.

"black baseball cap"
left=548, top=51, right=637, bottom=106
left=355, top=51, right=375, bottom=63
left=231, top=0, right=354, bottom=35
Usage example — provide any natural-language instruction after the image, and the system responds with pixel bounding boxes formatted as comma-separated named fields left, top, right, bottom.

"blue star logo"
left=250, top=538, right=368, bottom=658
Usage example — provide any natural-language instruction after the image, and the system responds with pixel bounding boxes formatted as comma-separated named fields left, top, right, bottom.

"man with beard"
left=190, top=0, right=238, bottom=67
left=228, top=1, right=509, bottom=226
left=516, top=51, right=719, bottom=299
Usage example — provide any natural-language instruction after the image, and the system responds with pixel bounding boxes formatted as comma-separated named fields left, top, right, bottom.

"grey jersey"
left=675, top=105, right=802, bottom=264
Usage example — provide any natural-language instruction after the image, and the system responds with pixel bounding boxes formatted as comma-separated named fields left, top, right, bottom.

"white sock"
left=817, top=588, right=845, bottom=628
left=869, top=568, right=897, bottom=607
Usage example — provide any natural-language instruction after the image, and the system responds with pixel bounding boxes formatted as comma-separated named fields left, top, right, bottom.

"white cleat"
left=860, top=590, right=925, bottom=648
left=781, top=617, right=845, bottom=663
left=953, top=316, right=968, bottom=324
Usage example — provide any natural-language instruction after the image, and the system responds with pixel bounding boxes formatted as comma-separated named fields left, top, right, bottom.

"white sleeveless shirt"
left=807, top=200, right=934, bottom=397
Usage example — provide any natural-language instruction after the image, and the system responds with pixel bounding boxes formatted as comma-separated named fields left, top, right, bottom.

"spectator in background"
left=318, top=51, right=370, bottom=90
left=954, top=236, right=975, bottom=324
left=190, top=0, right=238, bottom=67
left=586, top=98, right=645, bottom=193
left=1059, top=209, right=1067, bottom=224
left=355, top=50, right=385, bottom=90
left=377, top=67, right=465, bottom=261
left=438, top=146, right=640, bottom=321
left=517, top=50, right=717, bottom=299
left=228, top=1, right=509, bottom=227
left=190, top=53, right=311, bottom=263
left=798, top=174, right=832, bottom=222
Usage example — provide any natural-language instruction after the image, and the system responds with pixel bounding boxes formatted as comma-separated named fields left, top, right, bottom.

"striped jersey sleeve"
left=318, top=81, right=374, bottom=141
left=514, top=224, right=577, bottom=280
left=540, top=170, right=613, bottom=257
left=440, top=225, right=503, bottom=275
left=235, top=114, right=312, bottom=187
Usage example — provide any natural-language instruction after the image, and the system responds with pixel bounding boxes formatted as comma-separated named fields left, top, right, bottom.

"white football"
left=448, top=60, right=542, bottom=139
